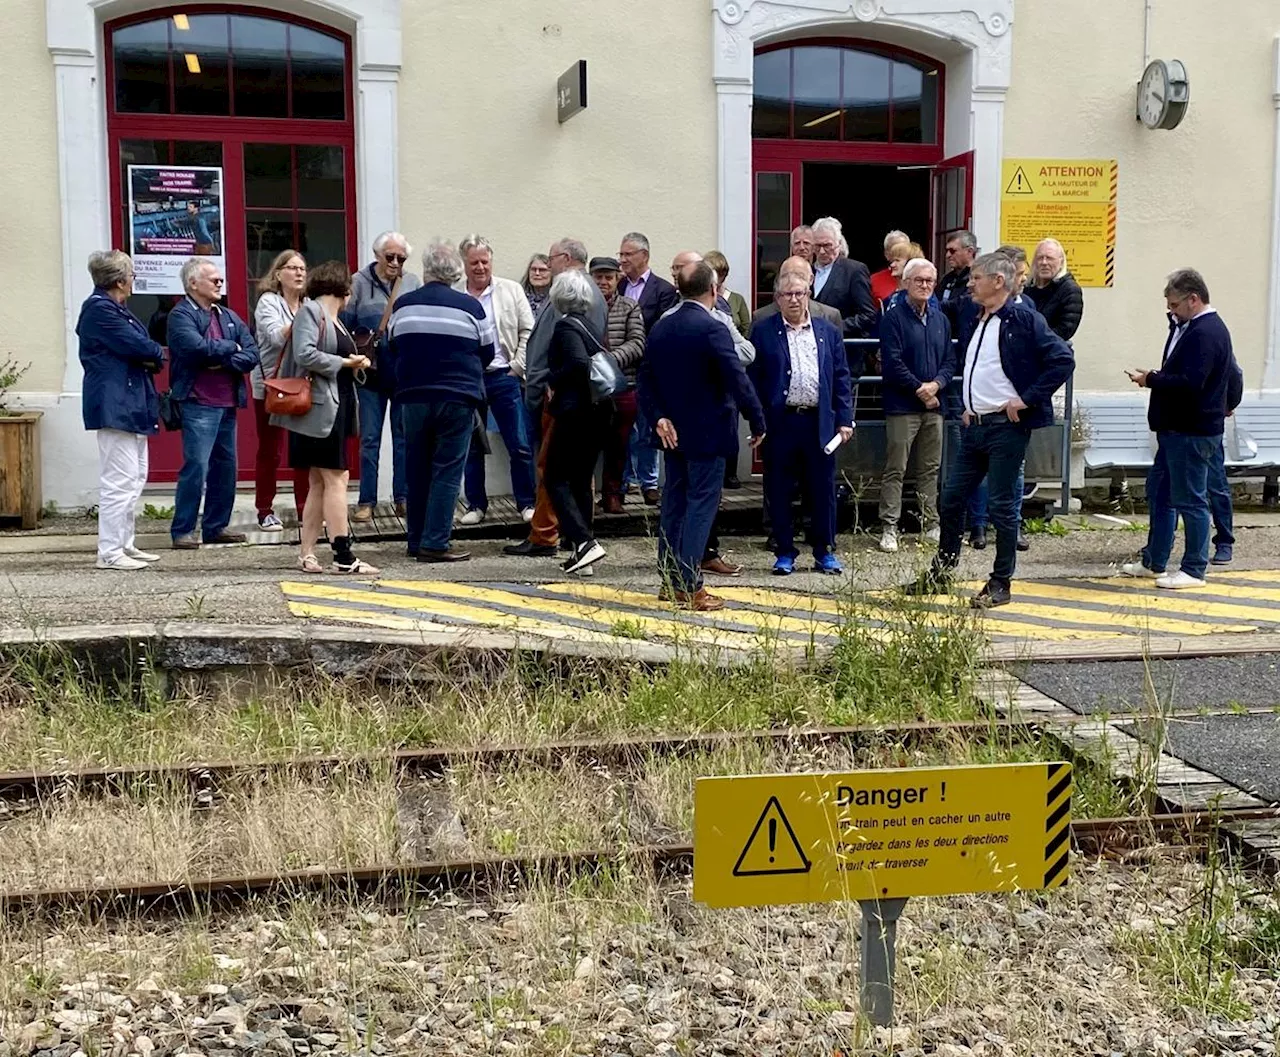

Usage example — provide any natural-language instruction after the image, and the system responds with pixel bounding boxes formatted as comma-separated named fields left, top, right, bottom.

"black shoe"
left=1016, top=528, right=1030, bottom=552
left=971, top=579, right=1012, bottom=609
left=723, top=476, right=742, bottom=490
left=503, top=540, right=557, bottom=557
left=903, top=568, right=952, bottom=596
left=969, top=527, right=987, bottom=550
left=562, top=540, right=605, bottom=574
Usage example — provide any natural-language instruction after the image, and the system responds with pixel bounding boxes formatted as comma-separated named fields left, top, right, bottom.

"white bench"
left=1082, top=392, right=1280, bottom=505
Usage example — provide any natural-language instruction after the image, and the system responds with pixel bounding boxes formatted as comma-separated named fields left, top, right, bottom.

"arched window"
left=752, top=44, right=939, bottom=145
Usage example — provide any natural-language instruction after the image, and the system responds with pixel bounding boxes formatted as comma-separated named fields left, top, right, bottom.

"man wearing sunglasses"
left=166, top=256, right=260, bottom=549
left=344, top=231, right=423, bottom=523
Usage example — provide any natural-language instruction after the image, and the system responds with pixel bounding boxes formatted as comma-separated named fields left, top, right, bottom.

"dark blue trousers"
left=402, top=399, right=473, bottom=554
left=763, top=408, right=836, bottom=559
left=658, top=452, right=725, bottom=594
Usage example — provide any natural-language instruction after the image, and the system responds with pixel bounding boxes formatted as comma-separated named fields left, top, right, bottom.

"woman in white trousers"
left=76, top=250, right=166, bottom=570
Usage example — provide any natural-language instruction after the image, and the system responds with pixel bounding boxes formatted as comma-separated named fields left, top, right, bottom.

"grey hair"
left=1164, top=267, right=1211, bottom=304
left=971, top=252, right=1016, bottom=287
left=554, top=238, right=589, bottom=266
left=458, top=234, right=494, bottom=260
left=373, top=230, right=412, bottom=256
left=812, top=216, right=844, bottom=241
left=948, top=230, right=978, bottom=252
left=87, top=249, right=133, bottom=289
left=549, top=268, right=595, bottom=316
left=790, top=224, right=813, bottom=239
left=883, top=230, right=910, bottom=250
left=902, top=257, right=937, bottom=282
left=421, top=239, right=464, bottom=285
left=180, top=256, right=214, bottom=292
left=774, top=270, right=810, bottom=293
left=995, top=243, right=1028, bottom=266
left=620, top=232, right=650, bottom=254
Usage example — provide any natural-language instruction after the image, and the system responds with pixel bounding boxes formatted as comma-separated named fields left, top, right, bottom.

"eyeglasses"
left=778, top=290, right=808, bottom=300
left=908, top=277, right=936, bottom=286
left=550, top=252, right=569, bottom=262
left=383, top=254, right=407, bottom=264
left=206, top=277, right=224, bottom=286
left=281, top=264, right=306, bottom=272
left=813, top=241, right=836, bottom=251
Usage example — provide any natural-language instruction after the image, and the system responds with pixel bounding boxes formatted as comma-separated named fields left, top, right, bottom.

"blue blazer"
left=639, top=301, right=766, bottom=460
left=955, top=297, right=1073, bottom=430
left=76, top=290, right=165, bottom=435
left=878, top=298, right=954, bottom=417
left=166, top=297, right=260, bottom=407
left=747, top=313, right=853, bottom=446
left=627, top=272, right=680, bottom=333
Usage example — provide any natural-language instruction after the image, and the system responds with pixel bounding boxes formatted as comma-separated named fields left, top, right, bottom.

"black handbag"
left=158, top=392, right=182, bottom=432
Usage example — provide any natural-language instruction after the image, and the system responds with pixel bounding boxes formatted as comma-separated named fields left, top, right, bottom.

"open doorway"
left=803, top=162, right=930, bottom=267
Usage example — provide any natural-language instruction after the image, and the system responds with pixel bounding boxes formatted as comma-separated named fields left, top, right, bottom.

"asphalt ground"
left=1118, top=713, right=1280, bottom=804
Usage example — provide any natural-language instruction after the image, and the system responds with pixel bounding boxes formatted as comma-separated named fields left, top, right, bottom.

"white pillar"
left=969, top=89, right=1007, bottom=255
left=717, top=81, right=755, bottom=296
left=1264, top=36, right=1280, bottom=389
left=355, top=67, right=401, bottom=258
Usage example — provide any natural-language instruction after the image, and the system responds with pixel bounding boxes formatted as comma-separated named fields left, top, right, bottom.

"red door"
left=930, top=151, right=974, bottom=262
left=105, top=9, right=357, bottom=483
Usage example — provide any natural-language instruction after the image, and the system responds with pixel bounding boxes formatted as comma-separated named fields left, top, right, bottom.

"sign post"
left=695, top=763, right=1073, bottom=1027
left=557, top=60, right=587, bottom=124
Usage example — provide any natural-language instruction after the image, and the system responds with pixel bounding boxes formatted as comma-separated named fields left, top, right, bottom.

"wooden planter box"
left=0, top=411, right=42, bottom=529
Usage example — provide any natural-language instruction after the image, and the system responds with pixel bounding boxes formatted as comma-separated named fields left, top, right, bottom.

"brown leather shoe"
left=204, top=531, right=247, bottom=545
left=675, top=587, right=725, bottom=612
left=171, top=534, right=200, bottom=550
left=417, top=547, right=471, bottom=563
left=701, top=555, right=743, bottom=576
left=602, top=495, right=624, bottom=515
left=395, top=500, right=407, bottom=518
left=642, top=489, right=660, bottom=506
left=352, top=504, right=374, bottom=523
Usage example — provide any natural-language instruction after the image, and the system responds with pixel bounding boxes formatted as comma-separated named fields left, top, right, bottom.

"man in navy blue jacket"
left=640, top=261, right=766, bottom=611
left=748, top=271, right=853, bottom=575
left=877, top=258, right=954, bottom=553
left=908, top=253, right=1074, bottom=607
left=166, top=256, right=259, bottom=550
left=387, top=240, right=497, bottom=563
left=1123, top=268, right=1235, bottom=589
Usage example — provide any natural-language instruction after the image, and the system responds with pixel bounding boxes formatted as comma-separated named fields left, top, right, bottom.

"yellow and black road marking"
left=1044, top=762, right=1073, bottom=889
left=280, top=572, right=1280, bottom=648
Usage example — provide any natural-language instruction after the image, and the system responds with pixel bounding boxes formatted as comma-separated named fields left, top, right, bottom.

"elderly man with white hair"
left=343, top=230, right=423, bottom=523
left=876, top=257, right=955, bottom=551
left=1026, top=238, right=1084, bottom=341
left=810, top=216, right=877, bottom=340
left=385, top=240, right=496, bottom=564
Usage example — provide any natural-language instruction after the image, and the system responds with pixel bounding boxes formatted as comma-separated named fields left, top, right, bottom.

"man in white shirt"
left=908, top=253, right=1074, bottom=607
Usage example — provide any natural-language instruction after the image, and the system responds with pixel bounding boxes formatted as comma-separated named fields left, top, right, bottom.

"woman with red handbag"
left=269, top=260, right=377, bottom=575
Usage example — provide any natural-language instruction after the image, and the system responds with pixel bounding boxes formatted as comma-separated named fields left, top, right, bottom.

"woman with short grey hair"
left=542, top=268, right=608, bottom=575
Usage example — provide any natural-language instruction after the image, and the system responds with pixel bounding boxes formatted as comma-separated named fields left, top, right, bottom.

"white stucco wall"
left=1003, top=0, right=1278, bottom=393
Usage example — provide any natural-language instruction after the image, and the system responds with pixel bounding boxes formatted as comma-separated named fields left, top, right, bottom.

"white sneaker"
left=563, top=540, right=605, bottom=574
left=1156, top=570, right=1207, bottom=590
left=96, top=554, right=147, bottom=571
left=575, top=565, right=595, bottom=577
left=878, top=529, right=899, bottom=553
left=520, top=507, right=535, bottom=523
left=1120, top=562, right=1160, bottom=578
left=924, top=526, right=941, bottom=543
left=458, top=508, right=485, bottom=526
left=258, top=513, right=284, bottom=532
left=124, top=546, right=160, bottom=563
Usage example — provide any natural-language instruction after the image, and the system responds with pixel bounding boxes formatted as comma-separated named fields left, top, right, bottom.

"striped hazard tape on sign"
left=1044, top=762, right=1073, bottom=889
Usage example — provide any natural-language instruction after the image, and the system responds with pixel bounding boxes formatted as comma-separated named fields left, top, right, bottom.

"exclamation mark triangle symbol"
left=733, top=796, right=812, bottom=877
left=1005, top=165, right=1034, bottom=195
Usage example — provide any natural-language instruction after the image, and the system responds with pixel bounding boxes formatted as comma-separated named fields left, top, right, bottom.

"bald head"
left=670, top=250, right=702, bottom=286
left=778, top=255, right=814, bottom=284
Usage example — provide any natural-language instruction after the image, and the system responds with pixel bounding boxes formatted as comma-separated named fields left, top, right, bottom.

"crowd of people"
left=73, top=213, right=1237, bottom=609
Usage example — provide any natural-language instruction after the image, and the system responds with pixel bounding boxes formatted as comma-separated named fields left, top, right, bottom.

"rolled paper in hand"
left=824, top=433, right=847, bottom=455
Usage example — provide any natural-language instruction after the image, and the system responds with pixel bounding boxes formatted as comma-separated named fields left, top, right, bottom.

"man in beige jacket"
left=456, top=235, right=537, bottom=524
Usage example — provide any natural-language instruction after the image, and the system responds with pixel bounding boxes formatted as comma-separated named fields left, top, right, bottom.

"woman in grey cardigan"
left=271, top=260, right=377, bottom=575
left=252, top=249, right=308, bottom=530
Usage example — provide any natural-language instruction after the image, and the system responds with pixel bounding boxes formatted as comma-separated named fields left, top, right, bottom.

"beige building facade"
left=5, top=0, right=1279, bottom=506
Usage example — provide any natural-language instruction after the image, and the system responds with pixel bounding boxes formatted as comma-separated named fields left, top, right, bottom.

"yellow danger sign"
left=694, top=762, right=1072, bottom=908
left=1000, top=158, right=1117, bottom=288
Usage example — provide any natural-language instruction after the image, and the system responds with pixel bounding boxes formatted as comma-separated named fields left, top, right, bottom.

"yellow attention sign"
left=1000, top=158, right=1117, bottom=288
left=693, top=762, right=1072, bottom=908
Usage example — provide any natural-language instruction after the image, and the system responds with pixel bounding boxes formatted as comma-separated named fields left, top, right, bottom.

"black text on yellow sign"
left=694, top=763, right=1072, bottom=908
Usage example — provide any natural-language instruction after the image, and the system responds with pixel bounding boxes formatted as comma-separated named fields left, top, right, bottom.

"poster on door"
left=127, top=165, right=225, bottom=295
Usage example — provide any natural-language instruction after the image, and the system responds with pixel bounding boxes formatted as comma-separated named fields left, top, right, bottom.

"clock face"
left=1138, top=61, right=1169, bottom=129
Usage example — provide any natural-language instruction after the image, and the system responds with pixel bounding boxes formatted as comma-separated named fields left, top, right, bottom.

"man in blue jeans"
left=907, top=253, right=1074, bottom=608
left=166, top=257, right=259, bottom=549
left=386, top=240, right=496, bottom=563
left=1123, top=269, right=1237, bottom=588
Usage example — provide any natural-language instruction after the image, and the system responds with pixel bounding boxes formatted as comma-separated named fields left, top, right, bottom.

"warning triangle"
left=732, top=796, right=813, bottom=877
left=1005, top=166, right=1034, bottom=195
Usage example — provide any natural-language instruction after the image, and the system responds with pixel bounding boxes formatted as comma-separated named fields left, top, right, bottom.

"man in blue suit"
left=748, top=271, right=854, bottom=575
left=640, top=261, right=766, bottom=611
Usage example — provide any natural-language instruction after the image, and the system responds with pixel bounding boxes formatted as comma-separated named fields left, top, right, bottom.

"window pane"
left=751, top=50, right=790, bottom=139
left=792, top=47, right=842, bottom=141
left=842, top=50, right=890, bottom=142
left=296, top=146, right=344, bottom=209
left=290, top=26, right=345, bottom=120
left=113, top=20, right=169, bottom=114
left=244, top=144, right=293, bottom=209
left=297, top=211, right=347, bottom=267
left=232, top=15, right=288, bottom=118
left=246, top=210, right=297, bottom=280
left=892, top=61, right=937, bottom=144
left=172, top=140, right=223, bottom=168
left=173, top=14, right=230, bottom=115
left=755, top=172, right=791, bottom=232
left=755, top=232, right=790, bottom=304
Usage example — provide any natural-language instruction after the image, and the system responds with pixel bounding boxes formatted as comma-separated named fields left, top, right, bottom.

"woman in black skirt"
left=270, top=260, right=377, bottom=574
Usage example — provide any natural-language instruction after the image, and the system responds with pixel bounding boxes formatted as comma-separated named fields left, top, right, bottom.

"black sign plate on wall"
left=557, top=60, right=587, bottom=124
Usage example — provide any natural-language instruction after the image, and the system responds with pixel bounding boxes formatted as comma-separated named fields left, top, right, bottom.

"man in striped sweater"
left=385, top=239, right=496, bottom=563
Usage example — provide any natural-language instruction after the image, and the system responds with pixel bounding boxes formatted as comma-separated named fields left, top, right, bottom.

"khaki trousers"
left=879, top=412, right=943, bottom=528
